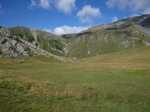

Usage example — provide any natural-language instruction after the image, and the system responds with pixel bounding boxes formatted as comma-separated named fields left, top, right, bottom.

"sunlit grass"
left=0, top=47, right=150, bottom=112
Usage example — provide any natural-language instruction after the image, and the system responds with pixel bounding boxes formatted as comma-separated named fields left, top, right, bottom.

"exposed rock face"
left=0, top=27, right=65, bottom=61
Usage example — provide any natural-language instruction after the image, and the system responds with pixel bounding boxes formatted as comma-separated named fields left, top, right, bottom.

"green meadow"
left=0, top=47, right=150, bottom=112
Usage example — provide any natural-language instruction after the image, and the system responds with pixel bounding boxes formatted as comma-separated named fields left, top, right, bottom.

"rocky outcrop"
left=0, top=27, right=65, bottom=61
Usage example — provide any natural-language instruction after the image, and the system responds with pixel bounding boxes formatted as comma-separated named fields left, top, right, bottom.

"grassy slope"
left=65, top=23, right=150, bottom=58
left=0, top=47, right=150, bottom=112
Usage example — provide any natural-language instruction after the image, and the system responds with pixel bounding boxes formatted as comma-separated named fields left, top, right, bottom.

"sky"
left=0, top=0, right=150, bottom=35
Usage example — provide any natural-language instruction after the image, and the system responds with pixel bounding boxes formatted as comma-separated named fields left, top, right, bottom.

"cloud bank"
left=46, top=25, right=89, bottom=35
left=31, top=0, right=50, bottom=9
left=30, top=0, right=76, bottom=13
left=77, top=5, right=101, bottom=23
left=106, top=0, right=150, bottom=14
left=30, top=1, right=102, bottom=23
left=112, top=16, right=119, bottom=22
left=55, top=0, right=76, bottom=14
left=143, top=8, right=150, bottom=14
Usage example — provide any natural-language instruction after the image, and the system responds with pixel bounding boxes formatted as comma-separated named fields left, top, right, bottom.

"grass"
left=0, top=47, right=150, bottom=112
left=65, top=23, right=150, bottom=58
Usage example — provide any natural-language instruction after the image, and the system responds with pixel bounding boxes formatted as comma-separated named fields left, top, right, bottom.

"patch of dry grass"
left=0, top=47, right=150, bottom=112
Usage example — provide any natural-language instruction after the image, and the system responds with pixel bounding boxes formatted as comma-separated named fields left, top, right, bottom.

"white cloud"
left=106, top=0, right=129, bottom=9
left=31, top=0, right=50, bottom=9
left=143, top=8, right=150, bottom=14
left=129, top=13, right=140, bottom=17
left=77, top=5, right=101, bottom=23
left=40, top=0, right=50, bottom=9
left=30, top=0, right=76, bottom=13
left=106, top=0, right=150, bottom=14
left=46, top=25, right=89, bottom=35
left=55, top=0, right=76, bottom=14
left=112, top=16, right=118, bottom=22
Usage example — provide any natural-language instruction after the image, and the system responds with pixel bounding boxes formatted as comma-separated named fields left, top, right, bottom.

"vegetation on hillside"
left=64, top=23, right=150, bottom=58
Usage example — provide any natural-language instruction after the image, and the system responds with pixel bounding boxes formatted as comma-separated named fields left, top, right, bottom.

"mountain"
left=63, top=14, right=150, bottom=58
left=0, top=14, right=150, bottom=58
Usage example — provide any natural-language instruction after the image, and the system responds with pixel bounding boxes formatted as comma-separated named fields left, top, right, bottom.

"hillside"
left=0, top=14, right=150, bottom=59
left=63, top=14, right=150, bottom=58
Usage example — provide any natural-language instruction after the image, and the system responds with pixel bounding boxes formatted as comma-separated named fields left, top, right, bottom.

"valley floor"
left=0, top=47, right=150, bottom=112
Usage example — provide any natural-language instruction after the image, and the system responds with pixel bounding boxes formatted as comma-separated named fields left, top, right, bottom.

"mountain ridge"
left=0, top=14, right=150, bottom=59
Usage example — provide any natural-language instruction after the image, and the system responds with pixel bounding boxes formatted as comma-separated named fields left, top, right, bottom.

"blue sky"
left=0, top=0, right=150, bottom=34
